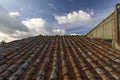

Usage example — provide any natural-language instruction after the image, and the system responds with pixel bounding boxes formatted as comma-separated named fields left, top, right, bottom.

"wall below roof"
left=87, top=12, right=115, bottom=40
left=87, top=4, right=120, bottom=50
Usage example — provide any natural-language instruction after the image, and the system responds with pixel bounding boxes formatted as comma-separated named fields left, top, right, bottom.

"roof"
left=0, top=35, right=120, bottom=80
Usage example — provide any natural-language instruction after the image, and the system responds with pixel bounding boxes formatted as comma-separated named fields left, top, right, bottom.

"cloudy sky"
left=0, top=0, right=119, bottom=42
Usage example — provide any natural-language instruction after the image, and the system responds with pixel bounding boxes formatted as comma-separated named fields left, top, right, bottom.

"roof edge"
left=86, top=11, right=115, bottom=36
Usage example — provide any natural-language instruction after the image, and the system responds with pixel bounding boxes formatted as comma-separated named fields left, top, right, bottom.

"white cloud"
left=0, top=5, right=91, bottom=42
left=55, top=10, right=92, bottom=26
left=10, top=30, right=33, bottom=39
left=87, top=9, right=94, bottom=16
left=0, top=32, right=16, bottom=42
left=0, top=6, right=56, bottom=42
left=70, top=33, right=79, bottom=35
left=9, top=12, right=20, bottom=16
left=0, top=6, right=66, bottom=42
left=0, top=7, right=28, bottom=34
left=22, top=18, right=53, bottom=35
left=54, top=10, right=95, bottom=35
left=0, top=6, right=96, bottom=42
left=9, top=12, right=21, bottom=23
left=6, top=18, right=55, bottom=41
left=0, top=17, right=55, bottom=42
left=53, top=29, right=65, bottom=35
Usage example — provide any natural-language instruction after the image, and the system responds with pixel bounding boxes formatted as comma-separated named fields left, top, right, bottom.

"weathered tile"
left=85, top=70, right=94, bottom=79
left=110, top=70, right=120, bottom=80
left=104, top=66, right=113, bottom=72
left=95, top=67, right=104, bottom=74
left=0, top=64, right=8, bottom=73
left=0, top=36, right=119, bottom=80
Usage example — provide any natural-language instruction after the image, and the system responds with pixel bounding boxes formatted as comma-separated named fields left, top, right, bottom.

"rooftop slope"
left=0, top=36, right=120, bottom=80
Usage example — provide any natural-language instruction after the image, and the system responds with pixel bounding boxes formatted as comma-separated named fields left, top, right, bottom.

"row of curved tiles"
left=0, top=36, right=120, bottom=80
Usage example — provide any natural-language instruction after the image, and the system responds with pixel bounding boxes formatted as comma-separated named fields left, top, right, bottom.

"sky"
left=0, top=0, right=119, bottom=42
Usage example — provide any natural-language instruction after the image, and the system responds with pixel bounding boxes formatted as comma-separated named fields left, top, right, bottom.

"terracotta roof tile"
left=0, top=70, right=11, bottom=78
left=8, top=75, right=18, bottom=80
left=0, top=64, right=8, bottom=73
left=7, top=64, right=18, bottom=72
left=0, top=36, right=120, bottom=80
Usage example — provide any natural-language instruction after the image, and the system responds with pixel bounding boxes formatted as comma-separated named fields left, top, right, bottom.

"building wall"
left=113, top=4, right=120, bottom=50
left=87, top=4, right=120, bottom=50
left=87, top=12, right=115, bottom=40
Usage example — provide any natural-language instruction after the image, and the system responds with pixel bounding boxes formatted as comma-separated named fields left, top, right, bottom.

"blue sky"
left=0, top=0, right=118, bottom=21
left=0, top=0, right=119, bottom=41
